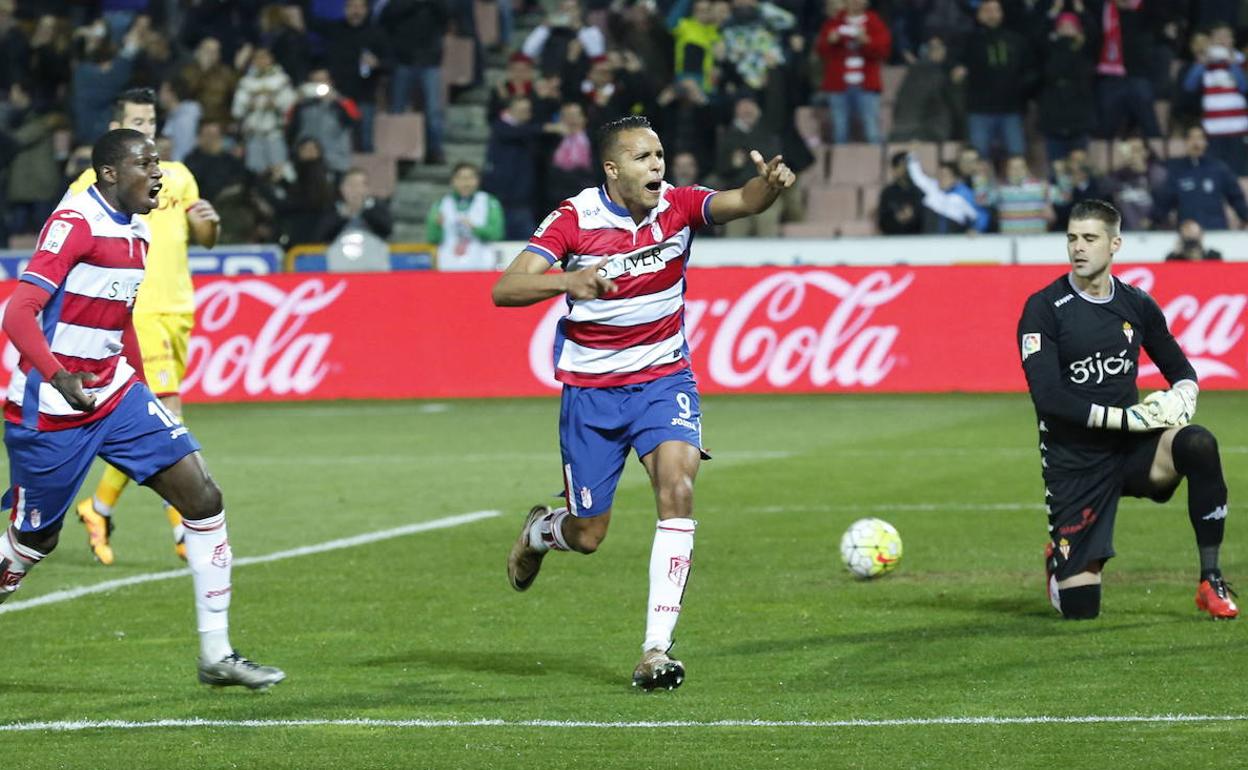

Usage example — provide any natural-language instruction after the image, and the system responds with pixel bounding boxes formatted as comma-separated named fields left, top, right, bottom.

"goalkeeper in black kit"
left=1017, top=199, right=1236, bottom=621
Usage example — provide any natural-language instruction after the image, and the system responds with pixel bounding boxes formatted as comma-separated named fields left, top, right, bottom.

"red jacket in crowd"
left=815, top=10, right=892, bottom=93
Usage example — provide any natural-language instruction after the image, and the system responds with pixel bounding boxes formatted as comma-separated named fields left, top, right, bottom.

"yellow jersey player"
left=71, top=88, right=221, bottom=564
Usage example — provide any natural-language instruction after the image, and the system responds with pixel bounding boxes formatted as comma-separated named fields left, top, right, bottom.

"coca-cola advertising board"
left=0, top=264, right=1244, bottom=402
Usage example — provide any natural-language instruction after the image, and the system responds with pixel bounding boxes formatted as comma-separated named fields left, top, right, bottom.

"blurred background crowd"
left=0, top=0, right=1245, bottom=263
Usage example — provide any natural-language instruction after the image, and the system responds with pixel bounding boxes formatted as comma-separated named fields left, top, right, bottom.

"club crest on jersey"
left=1058, top=538, right=1071, bottom=560
left=1021, top=333, right=1041, bottom=360
left=1122, top=321, right=1133, bottom=343
left=668, top=555, right=691, bottom=587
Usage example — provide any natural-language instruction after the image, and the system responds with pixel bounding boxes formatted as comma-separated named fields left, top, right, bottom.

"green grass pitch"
left=1, top=392, right=1245, bottom=768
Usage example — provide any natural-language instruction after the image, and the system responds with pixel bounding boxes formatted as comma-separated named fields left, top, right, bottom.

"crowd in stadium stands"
left=0, top=0, right=1246, bottom=257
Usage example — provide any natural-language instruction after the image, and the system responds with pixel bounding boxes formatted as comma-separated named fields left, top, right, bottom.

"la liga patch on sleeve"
left=40, top=219, right=74, bottom=254
left=1021, top=333, right=1041, bottom=361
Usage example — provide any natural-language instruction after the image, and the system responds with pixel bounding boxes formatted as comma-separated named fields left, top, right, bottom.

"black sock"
left=1172, top=426, right=1228, bottom=579
left=1058, top=583, right=1101, bottom=620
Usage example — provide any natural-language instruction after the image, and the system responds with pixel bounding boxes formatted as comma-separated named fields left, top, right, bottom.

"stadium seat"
left=442, top=34, right=476, bottom=90
left=474, top=0, right=500, bottom=48
left=830, top=143, right=883, bottom=186
left=837, top=219, right=876, bottom=237
left=806, top=186, right=859, bottom=220
left=351, top=153, right=398, bottom=199
left=859, top=183, right=882, bottom=220
left=781, top=221, right=838, bottom=238
left=375, top=113, right=426, bottom=161
left=798, top=146, right=832, bottom=190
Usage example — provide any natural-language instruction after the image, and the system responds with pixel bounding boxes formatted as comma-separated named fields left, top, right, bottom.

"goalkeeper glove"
left=1141, top=380, right=1198, bottom=427
left=1088, top=401, right=1184, bottom=432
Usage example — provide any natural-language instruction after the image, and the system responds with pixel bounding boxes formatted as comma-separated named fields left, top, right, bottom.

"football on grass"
left=840, top=518, right=903, bottom=579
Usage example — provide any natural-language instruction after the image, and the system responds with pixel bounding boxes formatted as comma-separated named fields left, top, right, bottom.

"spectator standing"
left=4, top=82, right=64, bottom=235
left=955, top=0, right=1036, bottom=159
left=815, top=0, right=891, bottom=144
left=719, top=0, right=794, bottom=99
left=889, top=35, right=958, bottom=142
left=259, top=4, right=312, bottom=87
left=69, top=18, right=142, bottom=144
left=1092, top=0, right=1163, bottom=138
left=0, top=0, right=28, bottom=92
left=232, top=47, right=296, bottom=174
left=521, top=0, right=606, bottom=78
left=287, top=69, right=359, bottom=176
left=1038, top=12, right=1096, bottom=167
left=1182, top=22, right=1248, bottom=174
left=906, top=153, right=988, bottom=234
left=178, top=37, right=239, bottom=126
left=670, top=0, right=722, bottom=95
left=277, top=137, right=338, bottom=248
left=541, top=101, right=597, bottom=212
left=488, top=52, right=536, bottom=120
left=319, top=0, right=390, bottom=152
left=159, top=79, right=201, bottom=163
left=427, top=162, right=504, bottom=271
left=26, top=15, right=71, bottom=113
left=482, top=94, right=541, bottom=239
left=381, top=0, right=450, bottom=164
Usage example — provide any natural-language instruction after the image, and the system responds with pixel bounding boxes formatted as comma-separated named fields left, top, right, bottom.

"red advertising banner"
left=0, top=264, right=1244, bottom=402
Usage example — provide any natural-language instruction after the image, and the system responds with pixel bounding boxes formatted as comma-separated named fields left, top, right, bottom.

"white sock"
left=0, top=527, right=44, bottom=603
left=183, top=511, right=233, bottom=662
left=643, top=518, right=696, bottom=653
left=528, top=507, right=572, bottom=554
left=92, top=496, right=112, bottom=518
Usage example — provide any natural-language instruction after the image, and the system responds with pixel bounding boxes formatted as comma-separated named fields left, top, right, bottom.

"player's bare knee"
left=180, top=478, right=224, bottom=521
left=657, top=477, right=695, bottom=518
left=567, top=516, right=608, bottom=553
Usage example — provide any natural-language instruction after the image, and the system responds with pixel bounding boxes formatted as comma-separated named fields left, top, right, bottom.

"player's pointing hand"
left=567, top=258, right=618, bottom=300
left=750, top=150, right=796, bottom=190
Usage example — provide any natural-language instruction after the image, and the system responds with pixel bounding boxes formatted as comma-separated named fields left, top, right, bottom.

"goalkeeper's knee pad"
left=1172, top=425, right=1220, bottom=477
left=1057, top=584, right=1101, bottom=620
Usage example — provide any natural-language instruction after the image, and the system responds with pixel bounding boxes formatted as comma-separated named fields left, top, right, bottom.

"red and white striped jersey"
left=527, top=183, right=717, bottom=387
left=5, top=186, right=149, bottom=430
left=1201, top=62, right=1248, bottom=136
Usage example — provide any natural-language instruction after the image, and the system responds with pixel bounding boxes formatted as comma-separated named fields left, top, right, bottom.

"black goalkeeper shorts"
left=1044, top=432, right=1181, bottom=581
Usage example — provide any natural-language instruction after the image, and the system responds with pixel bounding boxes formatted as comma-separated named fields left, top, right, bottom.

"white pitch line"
left=1, top=714, right=1245, bottom=732
left=0, top=510, right=501, bottom=616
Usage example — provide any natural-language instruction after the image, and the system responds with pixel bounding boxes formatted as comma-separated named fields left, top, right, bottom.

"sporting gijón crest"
left=668, top=555, right=691, bottom=587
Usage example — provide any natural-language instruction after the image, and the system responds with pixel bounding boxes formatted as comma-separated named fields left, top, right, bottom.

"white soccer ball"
left=839, top=518, right=903, bottom=579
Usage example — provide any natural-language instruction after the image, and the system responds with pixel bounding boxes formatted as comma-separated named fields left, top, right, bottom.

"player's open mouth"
left=645, top=181, right=661, bottom=193
left=148, top=182, right=162, bottom=197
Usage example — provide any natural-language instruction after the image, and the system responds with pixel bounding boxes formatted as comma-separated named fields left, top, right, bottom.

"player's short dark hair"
left=1069, top=199, right=1121, bottom=235
left=889, top=151, right=907, bottom=168
left=451, top=161, right=479, bottom=176
left=92, top=128, right=148, bottom=178
left=597, top=115, right=653, bottom=161
left=113, top=87, right=156, bottom=123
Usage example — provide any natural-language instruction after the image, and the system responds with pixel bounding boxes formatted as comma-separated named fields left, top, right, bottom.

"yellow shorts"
left=134, top=312, right=194, bottom=397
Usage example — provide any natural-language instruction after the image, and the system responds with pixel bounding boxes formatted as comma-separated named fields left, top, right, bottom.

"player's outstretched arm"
left=492, top=250, right=617, bottom=307
left=708, top=150, right=795, bottom=224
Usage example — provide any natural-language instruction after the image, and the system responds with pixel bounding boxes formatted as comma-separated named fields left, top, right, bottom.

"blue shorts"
left=559, top=368, right=704, bottom=518
left=3, top=383, right=201, bottom=534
